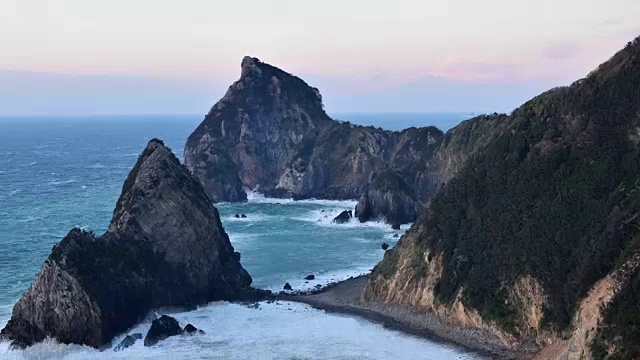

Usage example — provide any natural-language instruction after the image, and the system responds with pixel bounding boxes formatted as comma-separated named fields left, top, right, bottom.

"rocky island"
left=1, top=139, right=265, bottom=348
left=184, top=56, right=501, bottom=228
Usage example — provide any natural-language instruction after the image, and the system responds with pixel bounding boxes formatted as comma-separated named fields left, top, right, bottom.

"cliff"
left=184, top=57, right=502, bottom=226
left=1, top=139, right=258, bottom=348
left=363, top=37, right=640, bottom=359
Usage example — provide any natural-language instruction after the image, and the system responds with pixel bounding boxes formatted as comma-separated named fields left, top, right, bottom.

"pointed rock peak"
left=241, top=56, right=263, bottom=78
left=119, top=138, right=180, bottom=196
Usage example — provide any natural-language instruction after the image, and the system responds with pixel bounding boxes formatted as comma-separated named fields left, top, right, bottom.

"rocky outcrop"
left=355, top=171, right=420, bottom=229
left=363, top=36, right=640, bottom=358
left=114, top=333, right=143, bottom=352
left=184, top=57, right=504, bottom=227
left=1, top=139, right=261, bottom=349
left=144, top=315, right=182, bottom=347
left=332, top=210, right=352, bottom=224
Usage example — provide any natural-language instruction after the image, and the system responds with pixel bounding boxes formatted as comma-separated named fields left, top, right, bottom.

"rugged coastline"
left=277, top=276, right=533, bottom=360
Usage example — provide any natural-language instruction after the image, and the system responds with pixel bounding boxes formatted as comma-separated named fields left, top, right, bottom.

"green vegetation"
left=372, top=37, right=640, bottom=343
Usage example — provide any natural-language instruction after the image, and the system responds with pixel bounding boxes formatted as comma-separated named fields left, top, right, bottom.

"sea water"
left=0, top=115, right=479, bottom=359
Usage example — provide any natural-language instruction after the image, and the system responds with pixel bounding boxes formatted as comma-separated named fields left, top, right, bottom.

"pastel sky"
left=1, top=0, right=639, bottom=115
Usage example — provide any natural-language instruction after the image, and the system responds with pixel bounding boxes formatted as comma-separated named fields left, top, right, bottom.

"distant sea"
left=0, top=114, right=479, bottom=359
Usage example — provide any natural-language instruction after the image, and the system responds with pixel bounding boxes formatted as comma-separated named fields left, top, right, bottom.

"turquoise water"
left=0, top=115, right=479, bottom=359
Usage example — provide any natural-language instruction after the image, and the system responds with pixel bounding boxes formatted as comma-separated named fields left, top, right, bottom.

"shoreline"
left=275, top=275, right=535, bottom=360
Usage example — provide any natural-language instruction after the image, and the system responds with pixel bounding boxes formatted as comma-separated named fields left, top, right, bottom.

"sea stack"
left=1, top=139, right=259, bottom=349
left=183, top=56, right=504, bottom=228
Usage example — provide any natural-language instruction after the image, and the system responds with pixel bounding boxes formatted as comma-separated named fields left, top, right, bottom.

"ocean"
left=0, top=114, right=479, bottom=359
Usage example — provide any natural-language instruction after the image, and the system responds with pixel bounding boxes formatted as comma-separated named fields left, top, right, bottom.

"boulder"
left=1, top=139, right=257, bottom=349
left=113, top=333, right=142, bottom=352
left=234, top=214, right=240, bottom=218
left=283, top=283, right=292, bottom=290
left=144, top=315, right=182, bottom=347
left=332, top=210, right=352, bottom=224
left=182, top=324, right=205, bottom=335
left=240, top=214, right=247, bottom=218
left=304, top=274, right=315, bottom=280
left=381, top=242, right=390, bottom=250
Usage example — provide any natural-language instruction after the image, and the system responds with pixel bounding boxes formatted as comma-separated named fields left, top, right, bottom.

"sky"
left=0, top=0, right=639, bottom=115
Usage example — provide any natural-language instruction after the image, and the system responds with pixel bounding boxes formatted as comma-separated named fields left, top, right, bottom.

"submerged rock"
left=113, top=333, right=142, bottom=352
left=234, top=214, right=240, bottom=218
left=332, top=210, right=352, bottom=224
left=240, top=214, right=247, bottom=218
left=144, top=315, right=182, bottom=347
left=393, top=233, right=399, bottom=238
left=304, top=274, right=315, bottom=280
left=1, top=139, right=257, bottom=349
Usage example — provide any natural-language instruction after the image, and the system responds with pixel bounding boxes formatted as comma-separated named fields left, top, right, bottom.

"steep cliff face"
left=184, top=57, right=504, bottom=226
left=364, top=37, right=640, bottom=358
left=1, top=139, right=256, bottom=348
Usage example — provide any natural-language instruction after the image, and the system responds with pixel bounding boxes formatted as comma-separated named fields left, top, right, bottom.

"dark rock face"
left=144, top=315, right=182, bottom=347
left=1, top=139, right=256, bottom=349
left=184, top=57, right=504, bottom=227
left=182, top=324, right=204, bottom=335
left=355, top=171, right=420, bottom=229
left=381, top=243, right=389, bottom=250
left=283, top=283, right=292, bottom=290
left=240, top=214, right=247, bottom=218
left=304, top=274, right=315, bottom=280
left=332, top=210, right=352, bottom=224
left=114, top=333, right=142, bottom=352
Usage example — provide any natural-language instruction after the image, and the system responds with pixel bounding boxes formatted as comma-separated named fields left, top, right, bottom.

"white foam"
left=8, top=189, right=20, bottom=196
left=1, top=302, right=479, bottom=359
left=245, top=190, right=357, bottom=207
left=271, top=265, right=375, bottom=293
left=221, top=213, right=274, bottom=223
left=20, top=162, right=36, bottom=167
left=49, top=179, right=77, bottom=186
left=292, top=207, right=412, bottom=232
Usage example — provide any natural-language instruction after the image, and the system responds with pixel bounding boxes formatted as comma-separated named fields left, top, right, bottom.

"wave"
left=291, top=208, right=411, bottom=232
left=221, top=213, right=275, bottom=223
left=20, top=162, right=36, bottom=167
left=245, top=191, right=357, bottom=207
left=8, top=189, right=20, bottom=196
left=17, top=215, right=42, bottom=223
left=49, top=179, right=77, bottom=186
left=87, top=163, right=106, bottom=169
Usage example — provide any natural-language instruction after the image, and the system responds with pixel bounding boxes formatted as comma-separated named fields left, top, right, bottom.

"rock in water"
left=144, top=315, right=182, bottom=347
left=332, top=210, right=352, bottom=224
left=283, top=283, right=292, bottom=290
left=1, top=139, right=257, bottom=348
left=113, top=333, right=143, bottom=352
left=183, top=324, right=205, bottom=335
left=304, top=274, right=315, bottom=280
left=381, top=243, right=390, bottom=250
